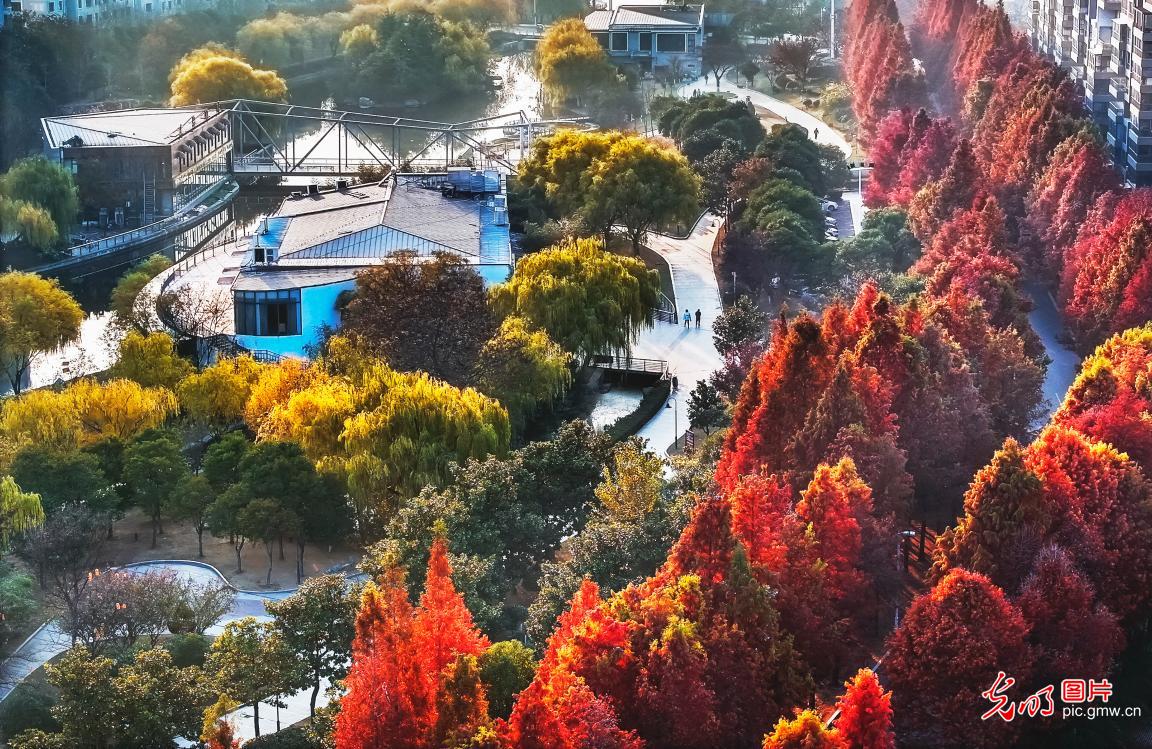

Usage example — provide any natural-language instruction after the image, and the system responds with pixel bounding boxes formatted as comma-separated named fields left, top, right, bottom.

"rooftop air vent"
left=307, top=184, right=320, bottom=196
left=336, top=179, right=349, bottom=190
left=290, top=191, right=303, bottom=198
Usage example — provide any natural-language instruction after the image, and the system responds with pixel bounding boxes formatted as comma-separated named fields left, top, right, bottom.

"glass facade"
left=234, top=288, right=301, bottom=336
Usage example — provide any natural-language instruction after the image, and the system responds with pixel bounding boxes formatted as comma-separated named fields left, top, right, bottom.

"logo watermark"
left=981, top=671, right=1142, bottom=721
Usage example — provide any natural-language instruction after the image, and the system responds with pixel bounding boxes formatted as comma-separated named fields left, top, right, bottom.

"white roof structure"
left=585, top=4, right=704, bottom=32
left=42, top=108, right=225, bottom=149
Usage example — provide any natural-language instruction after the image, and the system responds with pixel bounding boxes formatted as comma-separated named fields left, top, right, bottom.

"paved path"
left=632, top=215, right=725, bottom=455
left=1024, top=281, right=1082, bottom=427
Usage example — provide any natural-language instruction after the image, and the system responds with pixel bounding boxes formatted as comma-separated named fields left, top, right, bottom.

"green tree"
left=741, top=177, right=826, bottom=240
left=201, top=431, right=251, bottom=492
left=756, top=123, right=844, bottom=197
left=688, top=380, right=727, bottom=434
left=477, top=640, right=536, bottom=719
left=10, top=446, right=112, bottom=516
left=342, top=251, right=495, bottom=386
left=199, top=472, right=256, bottom=567
left=207, top=617, right=306, bottom=739
left=265, top=574, right=358, bottom=716
left=474, top=315, right=571, bottom=434
left=0, top=197, right=58, bottom=252
left=703, top=26, right=747, bottom=89
left=109, top=255, right=172, bottom=334
left=109, top=331, right=193, bottom=390
left=122, top=429, right=189, bottom=548
left=12, top=646, right=211, bottom=749
left=0, top=562, right=37, bottom=649
left=0, top=272, right=84, bottom=395
left=490, top=236, right=660, bottom=362
left=534, top=18, right=615, bottom=104
left=712, top=295, right=767, bottom=357
left=0, top=475, right=45, bottom=554
left=171, top=474, right=214, bottom=558
left=240, top=497, right=299, bottom=587
left=1, top=157, right=78, bottom=236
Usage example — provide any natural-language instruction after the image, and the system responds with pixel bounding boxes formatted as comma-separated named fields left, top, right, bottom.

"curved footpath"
left=0, top=561, right=347, bottom=743
left=632, top=214, right=726, bottom=455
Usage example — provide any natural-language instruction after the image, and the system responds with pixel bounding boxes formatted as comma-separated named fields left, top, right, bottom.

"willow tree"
left=474, top=316, right=571, bottom=434
left=255, top=341, right=510, bottom=532
left=168, top=45, right=287, bottom=106
left=0, top=475, right=44, bottom=554
left=534, top=18, right=615, bottom=104
left=490, top=237, right=659, bottom=362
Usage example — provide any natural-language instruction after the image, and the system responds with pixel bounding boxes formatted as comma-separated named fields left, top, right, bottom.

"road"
left=1024, top=281, right=1082, bottom=424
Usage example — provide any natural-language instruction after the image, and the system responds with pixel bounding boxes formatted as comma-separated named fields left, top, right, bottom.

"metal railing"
left=590, top=354, right=668, bottom=376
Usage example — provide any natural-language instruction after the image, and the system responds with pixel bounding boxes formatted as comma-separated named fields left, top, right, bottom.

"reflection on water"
left=588, top=387, right=644, bottom=432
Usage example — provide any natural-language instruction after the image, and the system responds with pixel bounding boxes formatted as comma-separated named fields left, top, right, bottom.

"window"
left=639, top=32, right=652, bottom=51
left=656, top=33, right=686, bottom=52
left=611, top=32, right=628, bottom=51
left=592, top=32, right=609, bottom=48
left=234, top=289, right=301, bottom=337
left=688, top=34, right=696, bottom=51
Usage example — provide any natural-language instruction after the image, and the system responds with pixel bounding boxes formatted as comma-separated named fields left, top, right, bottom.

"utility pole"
left=830, top=0, right=836, bottom=58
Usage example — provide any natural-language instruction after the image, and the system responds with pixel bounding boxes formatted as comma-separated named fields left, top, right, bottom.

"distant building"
left=1030, top=0, right=1152, bottom=185
left=585, top=4, right=705, bottom=78
left=3, top=0, right=191, bottom=26
left=41, top=107, right=231, bottom=229
left=226, top=171, right=513, bottom=358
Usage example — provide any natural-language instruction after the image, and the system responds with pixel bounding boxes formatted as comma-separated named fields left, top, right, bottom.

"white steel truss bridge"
left=219, top=99, right=590, bottom=176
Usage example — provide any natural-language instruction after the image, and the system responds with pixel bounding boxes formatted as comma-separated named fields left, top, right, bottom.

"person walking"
left=683, top=309, right=691, bottom=329
left=695, top=309, right=702, bottom=328
left=814, top=127, right=819, bottom=141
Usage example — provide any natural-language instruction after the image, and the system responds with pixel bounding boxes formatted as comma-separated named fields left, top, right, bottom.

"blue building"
left=585, top=4, right=705, bottom=78
left=229, top=170, right=512, bottom=358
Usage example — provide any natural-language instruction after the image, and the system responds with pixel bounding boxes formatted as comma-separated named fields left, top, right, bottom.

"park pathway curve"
left=632, top=214, right=726, bottom=454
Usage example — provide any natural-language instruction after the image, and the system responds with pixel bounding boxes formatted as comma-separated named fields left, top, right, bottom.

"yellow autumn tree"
left=0, top=271, right=84, bottom=396
left=177, top=355, right=263, bottom=430
left=534, top=18, right=615, bottom=104
left=593, top=440, right=664, bottom=521
left=68, top=378, right=179, bottom=444
left=0, top=377, right=176, bottom=462
left=244, top=357, right=315, bottom=429
left=169, top=45, right=287, bottom=106
left=109, top=331, right=193, bottom=390
left=255, top=337, right=509, bottom=520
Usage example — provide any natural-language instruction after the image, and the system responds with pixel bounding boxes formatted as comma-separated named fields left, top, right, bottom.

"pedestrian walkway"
left=632, top=215, right=725, bottom=455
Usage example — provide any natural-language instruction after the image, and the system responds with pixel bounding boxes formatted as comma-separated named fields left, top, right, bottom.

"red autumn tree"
left=891, top=115, right=958, bottom=206
left=865, top=109, right=915, bottom=207
left=727, top=472, right=796, bottom=571
left=1016, top=545, right=1125, bottom=689
left=925, top=289, right=1045, bottom=439
left=906, top=138, right=982, bottom=241
left=1024, top=425, right=1152, bottom=622
left=336, top=572, right=434, bottom=749
left=834, top=668, right=895, bottom=749
left=1023, top=129, right=1119, bottom=277
left=932, top=438, right=1049, bottom=592
left=416, top=537, right=489, bottom=680
left=336, top=540, right=489, bottom=749
left=718, top=314, right=836, bottom=489
left=845, top=0, right=926, bottom=143
left=762, top=710, right=846, bottom=749
left=1054, top=324, right=1152, bottom=469
left=1061, top=189, right=1152, bottom=348
left=885, top=569, right=1034, bottom=749
left=796, top=459, right=869, bottom=602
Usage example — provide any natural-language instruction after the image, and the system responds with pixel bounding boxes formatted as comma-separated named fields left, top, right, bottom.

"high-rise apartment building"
left=1032, top=0, right=1152, bottom=184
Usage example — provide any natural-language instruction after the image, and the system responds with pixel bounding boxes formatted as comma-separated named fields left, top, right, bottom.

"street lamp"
left=665, top=395, right=678, bottom=450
